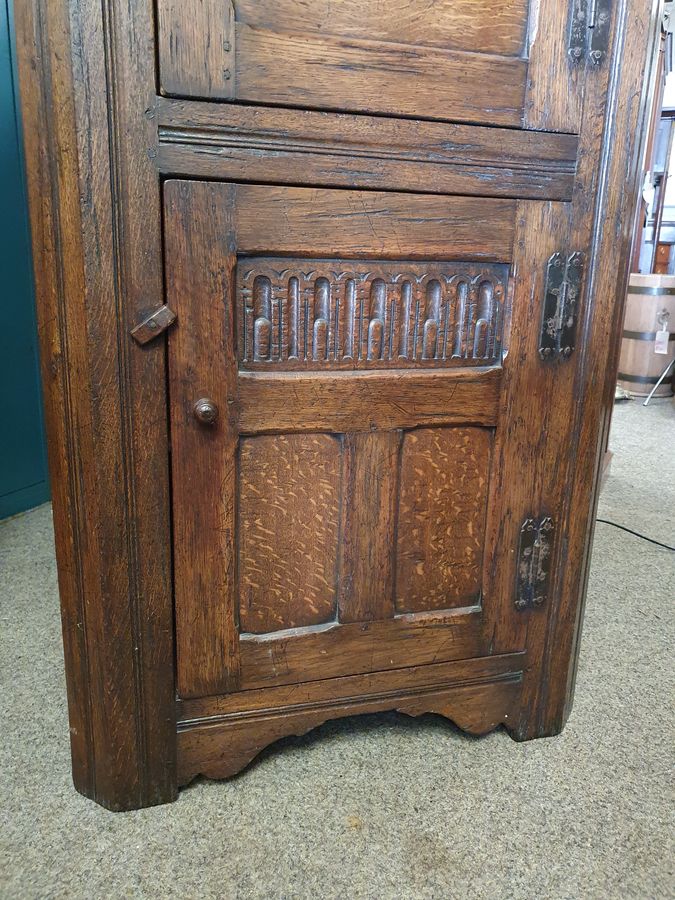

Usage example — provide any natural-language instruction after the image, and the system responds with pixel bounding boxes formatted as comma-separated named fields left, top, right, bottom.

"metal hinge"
left=130, top=305, right=177, bottom=345
left=569, top=0, right=612, bottom=65
left=515, top=516, right=555, bottom=611
left=539, top=252, right=584, bottom=361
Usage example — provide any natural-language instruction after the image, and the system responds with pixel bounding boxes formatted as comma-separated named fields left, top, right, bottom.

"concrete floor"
left=1, top=400, right=674, bottom=900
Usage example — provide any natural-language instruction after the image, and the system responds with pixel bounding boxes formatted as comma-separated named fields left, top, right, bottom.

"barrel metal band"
left=617, top=372, right=674, bottom=385
left=628, top=286, right=675, bottom=296
left=623, top=329, right=675, bottom=341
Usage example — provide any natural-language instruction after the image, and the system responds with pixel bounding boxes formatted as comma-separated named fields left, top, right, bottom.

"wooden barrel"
left=617, top=274, right=675, bottom=397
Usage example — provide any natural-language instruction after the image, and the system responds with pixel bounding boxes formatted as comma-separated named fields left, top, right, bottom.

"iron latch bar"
left=130, top=305, right=177, bottom=345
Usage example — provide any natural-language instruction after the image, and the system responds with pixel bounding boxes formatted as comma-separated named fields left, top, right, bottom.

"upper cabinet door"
left=156, top=0, right=584, bottom=132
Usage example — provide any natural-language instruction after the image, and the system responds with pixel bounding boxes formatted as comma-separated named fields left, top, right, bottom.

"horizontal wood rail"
left=155, top=99, right=579, bottom=201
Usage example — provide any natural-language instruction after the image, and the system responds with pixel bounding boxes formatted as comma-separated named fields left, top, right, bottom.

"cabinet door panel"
left=157, top=0, right=580, bottom=130
left=165, top=180, right=518, bottom=698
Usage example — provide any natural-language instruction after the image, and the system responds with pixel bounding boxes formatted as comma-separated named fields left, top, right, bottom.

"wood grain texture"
left=157, top=0, right=529, bottom=125
left=337, top=432, right=401, bottom=624
left=543, top=0, right=663, bottom=736
left=233, top=186, right=516, bottom=262
left=239, top=434, right=341, bottom=634
left=18, top=0, right=659, bottom=809
left=178, top=651, right=526, bottom=721
left=164, top=180, right=503, bottom=705
left=158, top=0, right=235, bottom=99
left=165, top=180, right=241, bottom=699
left=395, top=428, right=492, bottom=613
left=480, top=199, right=571, bottom=727
left=156, top=99, right=579, bottom=201
left=238, top=609, right=484, bottom=691
left=177, top=675, right=523, bottom=784
left=482, top=0, right=661, bottom=744
left=230, top=0, right=528, bottom=54
left=525, top=0, right=584, bottom=132
left=15, top=0, right=176, bottom=810
left=237, top=369, right=502, bottom=434
left=232, top=27, right=526, bottom=127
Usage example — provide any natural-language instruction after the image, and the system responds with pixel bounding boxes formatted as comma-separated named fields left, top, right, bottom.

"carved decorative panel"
left=237, top=258, right=509, bottom=370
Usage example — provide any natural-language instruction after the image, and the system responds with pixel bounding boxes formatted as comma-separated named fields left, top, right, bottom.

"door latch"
left=130, top=305, right=177, bottom=345
left=539, top=252, right=584, bottom=361
left=569, top=0, right=612, bottom=66
left=515, top=516, right=555, bottom=611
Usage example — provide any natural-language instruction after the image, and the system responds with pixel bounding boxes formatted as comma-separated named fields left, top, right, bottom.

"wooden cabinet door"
left=158, top=3, right=623, bottom=707
left=165, top=180, right=563, bottom=700
left=156, top=0, right=582, bottom=132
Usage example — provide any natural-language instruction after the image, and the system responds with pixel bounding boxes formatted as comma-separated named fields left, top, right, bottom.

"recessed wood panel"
left=238, top=433, right=341, bottom=634
left=395, top=427, right=492, bottom=612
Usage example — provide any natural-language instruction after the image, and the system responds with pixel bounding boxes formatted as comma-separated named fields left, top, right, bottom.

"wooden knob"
left=193, top=397, right=218, bottom=425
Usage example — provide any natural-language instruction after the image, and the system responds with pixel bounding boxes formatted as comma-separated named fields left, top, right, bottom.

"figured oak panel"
left=238, top=434, right=341, bottom=634
left=238, top=259, right=508, bottom=370
left=395, top=427, right=492, bottom=613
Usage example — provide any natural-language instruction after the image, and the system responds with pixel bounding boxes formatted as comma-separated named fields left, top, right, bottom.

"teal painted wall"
left=0, top=0, right=50, bottom=518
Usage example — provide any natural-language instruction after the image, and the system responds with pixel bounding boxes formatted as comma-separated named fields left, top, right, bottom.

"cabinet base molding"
left=177, top=655, right=525, bottom=785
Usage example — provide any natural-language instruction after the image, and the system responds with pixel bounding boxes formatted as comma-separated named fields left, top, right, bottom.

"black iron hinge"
left=569, top=0, right=612, bottom=65
left=515, top=517, right=555, bottom=611
left=539, top=252, right=584, bottom=361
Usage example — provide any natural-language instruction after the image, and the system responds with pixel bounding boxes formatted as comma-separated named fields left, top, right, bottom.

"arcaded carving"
left=238, top=258, right=509, bottom=370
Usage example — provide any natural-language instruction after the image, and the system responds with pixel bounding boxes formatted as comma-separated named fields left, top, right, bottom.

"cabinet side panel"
left=546, top=0, right=663, bottom=733
left=15, top=0, right=176, bottom=810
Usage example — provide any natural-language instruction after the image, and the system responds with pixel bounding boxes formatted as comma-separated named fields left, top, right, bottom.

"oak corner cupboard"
left=15, top=0, right=661, bottom=810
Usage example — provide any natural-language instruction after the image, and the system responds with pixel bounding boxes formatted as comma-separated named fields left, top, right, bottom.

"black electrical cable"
left=596, top=518, right=675, bottom=552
